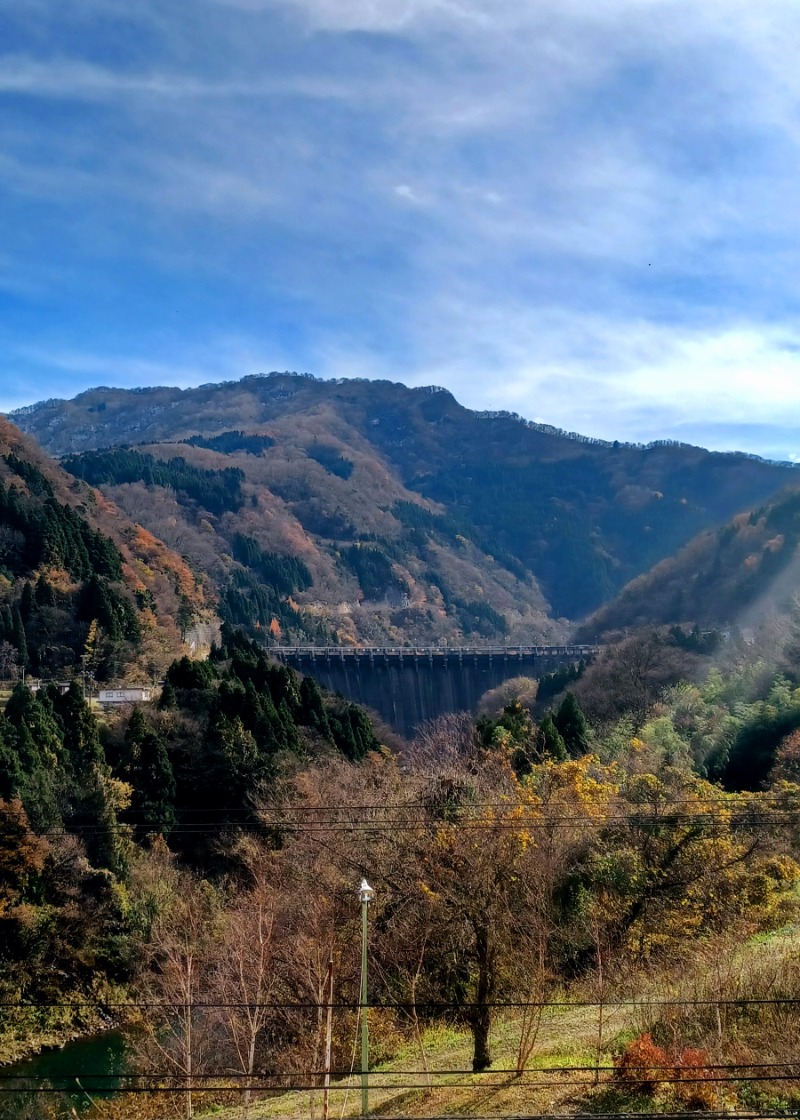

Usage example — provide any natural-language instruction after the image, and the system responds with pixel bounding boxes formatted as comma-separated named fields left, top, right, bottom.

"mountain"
left=10, top=373, right=798, bottom=643
left=0, top=416, right=211, bottom=681
left=576, top=486, right=800, bottom=641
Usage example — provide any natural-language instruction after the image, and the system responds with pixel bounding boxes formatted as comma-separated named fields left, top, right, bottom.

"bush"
left=614, top=1033, right=670, bottom=1095
left=672, top=1047, right=718, bottom=1110
left=614, top=1033, right=718, bottom=1110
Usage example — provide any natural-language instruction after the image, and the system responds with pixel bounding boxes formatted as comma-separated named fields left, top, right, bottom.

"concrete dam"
left=272, top=645, right=598, bottom=740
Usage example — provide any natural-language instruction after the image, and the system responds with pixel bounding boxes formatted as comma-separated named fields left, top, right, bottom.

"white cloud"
left=393, top=304, right=800, bottom=451
left=0, top=56, right=350, bottom=102
left=4, top=0, right=800, bottom=460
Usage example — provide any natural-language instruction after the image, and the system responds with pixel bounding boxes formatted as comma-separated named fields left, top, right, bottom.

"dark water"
left=3, top=1031, right=128, bottom=1118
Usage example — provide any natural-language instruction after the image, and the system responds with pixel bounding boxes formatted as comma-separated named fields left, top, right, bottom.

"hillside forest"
left=14, top=373, right=800, bottom=648
left=5, top=614, right=800, bottom=1118
left=7, top=375, right=800, bottom=1118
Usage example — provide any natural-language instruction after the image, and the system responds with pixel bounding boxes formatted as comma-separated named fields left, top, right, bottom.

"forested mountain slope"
left=11, top=373, right=797, bottom=640
left=0, top=417, right=211, bottom=681
left=576, top=485, right=800, bottom=640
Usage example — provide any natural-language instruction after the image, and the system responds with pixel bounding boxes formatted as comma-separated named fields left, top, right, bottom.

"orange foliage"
left=614, top=1033, right=669, bottom=1094
left=615, top=1033, right=717, bottom=1109
left=672, top=1047, right=718, bottom=1110
left=121, top=562, right=146, bottom=593
left=92, top=490, right=118, bottom=515
left=126, top=523, right=204, bottom=605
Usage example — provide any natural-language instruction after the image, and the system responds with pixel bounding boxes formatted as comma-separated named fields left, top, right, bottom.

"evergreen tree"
left=158, top=680, right=178, bottom=710
left=329, top=707, right=360, bottom=760
left=0, top=606, right=13, bottom=644
left=278, top=699, right=301, bottom=754
left=2, top=685, right=61, bottom=830
left=52, top=683, right=126, bottom=875
left=206, top=714, right=268, bottom=808
left=52, top=682, right=106, bottom=787
left=0, top=719, right=23, bottom=801
left=11, top=608, right=28, bottom=670
left=299, top=675, right=333, bottom=740
left=123, top=705, right=149, bottom=772
left=166, top=655, right=218, bottom=691
left=540, top=714, right=568, bottom=762
left=252, top=684, right=287, bottom=755
left=554, top=692, right=590, bottom=758
left=34, top=574, right=55, bottom=609
left=348, top=705, right=380, bottom=758
left=131, top=731, right=177, bottom=836
left=19, top=581, right=35, bottom=622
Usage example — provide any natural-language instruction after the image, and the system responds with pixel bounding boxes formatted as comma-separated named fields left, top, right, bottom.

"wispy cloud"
left=2, top=0, right=800, bottom=457
left=0, top=56, right=351, bottom=102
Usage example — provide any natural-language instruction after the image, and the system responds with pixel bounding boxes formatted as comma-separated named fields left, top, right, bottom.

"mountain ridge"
left=10, top=372, right=799, bottom=643
left=13, top=371, right=800, bottom=467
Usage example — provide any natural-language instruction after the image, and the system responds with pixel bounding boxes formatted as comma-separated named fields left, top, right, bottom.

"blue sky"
left=3, top=1, right=800, bottom=459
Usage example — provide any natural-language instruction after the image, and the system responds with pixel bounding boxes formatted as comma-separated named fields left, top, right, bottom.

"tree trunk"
left=471, top=1005, right=493, bottom=1072
left=471, top=923, right=493, bottom=1072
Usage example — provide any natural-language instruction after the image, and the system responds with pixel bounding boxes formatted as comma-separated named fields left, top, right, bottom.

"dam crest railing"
left=271, top=644, right=599, bottom=665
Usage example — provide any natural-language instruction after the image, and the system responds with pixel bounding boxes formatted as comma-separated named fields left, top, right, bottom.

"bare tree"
left=211, top=847, right=284, bottom=1115
left=136, top=849, right=222, bottom=1119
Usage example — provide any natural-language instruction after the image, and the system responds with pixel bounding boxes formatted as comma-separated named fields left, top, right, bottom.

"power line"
left=5, top=1071, right=800, bottom=1094
left=111, top=793, right=800, bottom=814
left=5, top=995, right=800, bottom=1009
left=32, top=810, right=800, bottom=838
left=6, top=1060, right=800, bottom=1080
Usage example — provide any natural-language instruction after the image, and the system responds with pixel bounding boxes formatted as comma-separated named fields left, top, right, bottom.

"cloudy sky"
left=2, top=0, right=800, bottom=458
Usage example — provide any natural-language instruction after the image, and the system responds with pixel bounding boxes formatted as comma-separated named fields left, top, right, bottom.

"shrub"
left=614, top=1032, right=670, bottom=1095
left=614, top=1033, right=718, bottom=1110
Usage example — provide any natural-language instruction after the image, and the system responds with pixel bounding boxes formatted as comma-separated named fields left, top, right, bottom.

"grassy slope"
left=202, top=925, right=800, bottom=1120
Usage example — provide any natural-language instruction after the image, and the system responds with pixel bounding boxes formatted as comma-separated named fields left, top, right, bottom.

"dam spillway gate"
left=271, top=645, right=599, bottom=740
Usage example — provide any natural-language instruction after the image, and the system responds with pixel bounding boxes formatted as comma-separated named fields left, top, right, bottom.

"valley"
left=13, top=373, right=800, bottom=651
left=5, top=376, right=800, bottom=1119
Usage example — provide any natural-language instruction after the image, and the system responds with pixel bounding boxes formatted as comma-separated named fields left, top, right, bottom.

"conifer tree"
left=158, top=680, right=178, bottom=711
left=554, top=692, right=590, bottom=758
left=131, top=730, right=177, bottom=836
left=3, top=685, right=61, bottom=829
left=19, top=581, right=34, bottom=621
left=11, top=608, right=28, bottom=670
left=278, top=699, right=301, bottom=754
left=299, top=676, right=333, bottom=740
left=540, top=713, right=568, bottom=761
left=34, top=573, right=55, bottom=609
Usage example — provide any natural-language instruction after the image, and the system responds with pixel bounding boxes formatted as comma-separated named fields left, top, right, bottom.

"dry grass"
left=193, top=926, right=800, bottom=1120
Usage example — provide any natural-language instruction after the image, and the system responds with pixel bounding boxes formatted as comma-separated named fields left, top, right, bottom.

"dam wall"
left=272, top=645, right=597, bottom=740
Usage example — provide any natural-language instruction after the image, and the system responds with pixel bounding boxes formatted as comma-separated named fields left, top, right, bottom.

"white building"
left=98, top=687, right=153, bottom=706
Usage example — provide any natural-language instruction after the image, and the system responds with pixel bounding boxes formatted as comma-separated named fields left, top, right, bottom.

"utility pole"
left=323, top=958, right=334, bottom=1120
left=359, top=879, right=374, bottom=1117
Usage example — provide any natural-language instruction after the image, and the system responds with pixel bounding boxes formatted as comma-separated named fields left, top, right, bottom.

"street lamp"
left=359, top=878, right=374, bottom=1117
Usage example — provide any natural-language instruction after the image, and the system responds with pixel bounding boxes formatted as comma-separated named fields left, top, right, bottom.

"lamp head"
left=359, top=878, right=375, bottom=904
